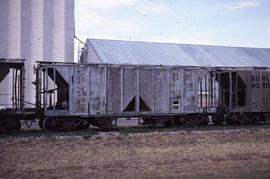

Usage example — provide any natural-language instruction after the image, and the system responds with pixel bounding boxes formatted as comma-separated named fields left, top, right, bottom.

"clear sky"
left=75, top=0, right=270, bottom=54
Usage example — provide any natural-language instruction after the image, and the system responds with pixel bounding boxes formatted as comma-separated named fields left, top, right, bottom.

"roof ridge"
left=87, top=38, right=270, bottom=50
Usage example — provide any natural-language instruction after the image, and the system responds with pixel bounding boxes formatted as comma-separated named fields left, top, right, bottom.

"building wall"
left=0, top=0, right=75, bottom=108
left=80, top=41, right=102, bottom=64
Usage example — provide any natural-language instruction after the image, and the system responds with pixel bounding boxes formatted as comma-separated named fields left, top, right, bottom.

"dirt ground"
left=0, top=127, right=270, bottom=179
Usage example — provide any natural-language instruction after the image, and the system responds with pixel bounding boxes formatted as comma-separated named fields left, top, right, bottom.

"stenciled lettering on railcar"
left=251, top=75, right=270, bottom=88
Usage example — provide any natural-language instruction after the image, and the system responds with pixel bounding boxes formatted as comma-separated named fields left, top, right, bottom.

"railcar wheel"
left=11, top=119, right=21, bottom=131
left=76, top=119, right=90, bottom=130
left=0, top=118, right=10, bottom=133
left=90, top=118, right=113, bottom=129
left=141, top=118, right=151, bottom=125
left=241, top=114, right=255, bottom=125
left=0, top=118, right=21, bottom=133
left=173, top=117, right=185, bottom=126
left=163, top=118, right=175, bottom=127
left=58, top=118, right=81, bottom=131
left=184, top=116, right=199, bottom=127
left=256, top=114, right=265, bottom=122
left=43, top=118, right=57, bottom=131
left=163, top=117, right=185, bottom=127
left=245, top=114, right=262, bottom=124
left=225, top=115, right=233, bottom=125
left=226, top=113, right=241, bottom=125
left=250, top=115, right=258, bottom=124
left=39, top=119, right=44, bottom=130
left=213, top=114, right=224, bottom=125
left=199, top=116, right=209, bottom=126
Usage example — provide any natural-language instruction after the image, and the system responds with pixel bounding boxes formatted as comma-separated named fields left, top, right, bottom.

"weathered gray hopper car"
left=36, top=62, right=218, bottom=130
left=36, top=61, right=270, bottom=130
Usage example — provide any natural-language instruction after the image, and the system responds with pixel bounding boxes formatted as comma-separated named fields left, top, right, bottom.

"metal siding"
left=183, top=70, right=197, bottom=113
left=89, top=65, right=106, bottom=115
left=139, top=67, right=153, bottom=112
left=106, top=67, right=121, bottom=114
left=240, top=71, right=262, bottom=112
left=154, top=68, right=169, bottom=113
left=83, top=39, right=270, bottom=68
left=243, top=70, right=270, bottom=112
left=69, top=67, right=74, bottom=115
left=262, top=72, right=270, bottom=112
left=73, top=67, right=89, bottom=115
left=250, top=71, right=262, bottom=112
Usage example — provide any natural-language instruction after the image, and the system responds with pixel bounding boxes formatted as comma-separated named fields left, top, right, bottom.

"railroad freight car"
left=35, top=62, right=218, bottom=131
left=0, top=59, right=35, bottom=133
left=211, top=68, right=270, bottom=124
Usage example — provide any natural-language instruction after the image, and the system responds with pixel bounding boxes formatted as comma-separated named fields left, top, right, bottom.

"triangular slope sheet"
left=139, top=96, right=151, bottom=111
left=123, top=96, right=151, bottom=112
left=124, top=97, right=136, bottom=112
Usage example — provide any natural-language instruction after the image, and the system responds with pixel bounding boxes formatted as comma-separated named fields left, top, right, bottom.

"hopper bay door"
left=139, top=68, right=152, bottom=113
left=122, top=67, right=152, bottom=114
left=122, top=67, right=137, bottom=113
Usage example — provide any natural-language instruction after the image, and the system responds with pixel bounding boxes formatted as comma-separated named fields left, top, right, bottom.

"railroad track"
left=1, top=120, right=270, bottom=140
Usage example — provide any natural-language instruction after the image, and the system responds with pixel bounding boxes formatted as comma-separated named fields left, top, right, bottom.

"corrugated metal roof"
left=86, top=38, right=270, bottom=68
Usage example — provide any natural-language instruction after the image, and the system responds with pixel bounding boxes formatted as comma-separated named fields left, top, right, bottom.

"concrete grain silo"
left=0, top=0, right=75, bottom=108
